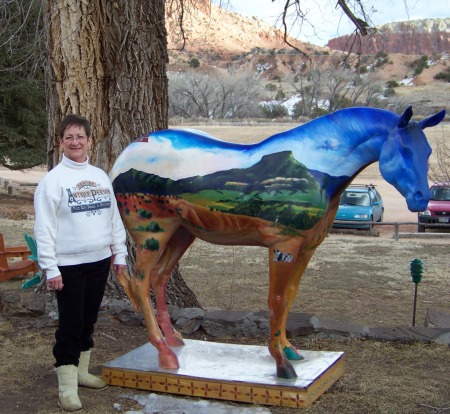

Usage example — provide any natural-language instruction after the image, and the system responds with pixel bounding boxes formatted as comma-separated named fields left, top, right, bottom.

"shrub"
left=265, top=83, right=277, bottom=92
left=356, top=66, right=368, bottom=74
left=375, top=51, right=388, bottom=59
left=386, top=80, right=399, bottom=88
left=275, top=88, right=286, bottom=101
left=374, top=57, right=389, bottom=68
left=310, top=107, right=329, bottom=119
left=412, top=55, right=429, bottom=75
left=384, top=88, right=396, bottom=97
left=261, top=103, right=289, bottom=118
left=434, top=68, right=450, bottom=82
left=335, top=96, right=353, bottom=110
left=189, top=57, right=200, bottom=68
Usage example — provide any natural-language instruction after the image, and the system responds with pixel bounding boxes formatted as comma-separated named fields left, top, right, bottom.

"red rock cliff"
left=327, top=18, right=450, bottom=55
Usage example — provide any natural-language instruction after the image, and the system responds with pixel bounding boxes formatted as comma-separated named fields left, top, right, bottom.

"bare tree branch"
left=336, top=0, right=369, bottom=36
left=279, top=0, right=310, bottom=59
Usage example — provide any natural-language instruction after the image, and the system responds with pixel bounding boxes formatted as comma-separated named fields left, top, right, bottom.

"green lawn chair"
left=21, top=234, right=42, bottom=289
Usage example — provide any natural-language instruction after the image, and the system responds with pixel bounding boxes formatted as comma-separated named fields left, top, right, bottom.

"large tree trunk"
left=44, top=0, right=168, bottom=170
left=43, top=0, right=200, bottom=308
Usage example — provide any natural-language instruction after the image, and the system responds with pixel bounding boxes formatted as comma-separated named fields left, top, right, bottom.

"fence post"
left=394, top=223, right=399, bottom=241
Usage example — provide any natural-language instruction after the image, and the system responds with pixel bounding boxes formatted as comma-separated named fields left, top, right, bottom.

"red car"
left=418, top=183, right=450, bottom=232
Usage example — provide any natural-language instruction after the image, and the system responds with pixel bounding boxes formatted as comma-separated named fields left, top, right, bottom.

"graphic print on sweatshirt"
left=66, top=180, right=111, bottom=216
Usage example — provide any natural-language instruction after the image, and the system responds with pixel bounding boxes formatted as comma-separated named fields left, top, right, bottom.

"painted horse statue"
left=110, top=106, right=445, bottom=379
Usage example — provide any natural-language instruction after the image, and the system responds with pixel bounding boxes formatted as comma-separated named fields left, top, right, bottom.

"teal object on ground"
left=21, top=234, right=42, bottom=289
left=410, top=258, right=424, bottom=284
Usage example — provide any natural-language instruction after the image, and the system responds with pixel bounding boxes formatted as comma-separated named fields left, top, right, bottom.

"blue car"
left=333, top=184, right=384, bottom=230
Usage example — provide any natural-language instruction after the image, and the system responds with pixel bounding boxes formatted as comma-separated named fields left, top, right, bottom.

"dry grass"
left=0, top=319, right=448, bottom=414
left=270, top=338, right=450, bottom=414
left=179, top=236, right=450, bottom=327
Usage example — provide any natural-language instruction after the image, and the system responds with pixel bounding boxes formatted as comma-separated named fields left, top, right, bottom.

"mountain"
left=166, top=0, right=316, bottom=56
left=167, top=2, right=449, bottom=58
left=327, top=18, right=450, bottom=55
left=164, top=4, right=449, bottom=115
left=112, top=151, right=319, bottom=196
left=165, top=4, right=449, bottom=86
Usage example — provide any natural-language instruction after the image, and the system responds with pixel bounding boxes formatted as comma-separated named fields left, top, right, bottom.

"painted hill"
left=112, top=151, right=318, bottom=196
left=112, top=150, right=329, bottom=230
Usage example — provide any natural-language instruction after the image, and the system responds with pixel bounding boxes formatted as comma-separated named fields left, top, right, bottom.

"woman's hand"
left=113, top=264, right=127, bottom=276
left=47, top=275, right=64, bottom=291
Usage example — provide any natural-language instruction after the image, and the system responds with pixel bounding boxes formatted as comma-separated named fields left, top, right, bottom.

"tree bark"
left=44, top=0, right=200, bottom=309
left=44, top=0, right=168, bottom=170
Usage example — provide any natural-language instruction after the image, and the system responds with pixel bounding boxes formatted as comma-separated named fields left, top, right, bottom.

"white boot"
left=78, top=350, right=107, bottom=390
left=56, top=365, right=83, bottom=412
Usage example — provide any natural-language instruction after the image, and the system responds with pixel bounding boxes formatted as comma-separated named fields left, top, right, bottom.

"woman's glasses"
left=63, top=135, right=87, bottom=142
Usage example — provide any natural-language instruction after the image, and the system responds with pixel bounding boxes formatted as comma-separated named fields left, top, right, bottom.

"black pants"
left=53, top=257, right=110, bottom=367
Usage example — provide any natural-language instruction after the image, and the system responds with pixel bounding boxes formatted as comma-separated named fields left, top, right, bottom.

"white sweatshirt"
left=34, top=155, right=127, bottom=279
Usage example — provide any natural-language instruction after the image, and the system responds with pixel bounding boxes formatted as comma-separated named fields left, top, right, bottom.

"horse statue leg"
left=268, top=240, right=317, bottom=379
left=281, top=248, right=317, bottom=360
left=151, top=227, right=196, bottom=347
left=116, top=225, right=182, bottom=370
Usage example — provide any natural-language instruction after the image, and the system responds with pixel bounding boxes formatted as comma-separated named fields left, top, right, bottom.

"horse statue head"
left=379, top=106, right=446, bottom=212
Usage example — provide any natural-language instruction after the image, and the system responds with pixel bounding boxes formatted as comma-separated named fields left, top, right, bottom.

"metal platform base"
left=103, top=339, right=345, bottom=408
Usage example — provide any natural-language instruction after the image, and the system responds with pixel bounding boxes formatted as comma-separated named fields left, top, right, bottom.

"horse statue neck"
left=265, top=107, right=399, bottom=181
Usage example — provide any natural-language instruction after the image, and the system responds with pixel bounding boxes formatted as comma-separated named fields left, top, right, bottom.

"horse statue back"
left=110, top=106, right=445, bottom=379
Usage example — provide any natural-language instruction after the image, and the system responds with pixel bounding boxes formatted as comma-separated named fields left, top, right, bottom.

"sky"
left=226, top=0, right=449, bottom=46
left=110, top=110, right=389, bottom=182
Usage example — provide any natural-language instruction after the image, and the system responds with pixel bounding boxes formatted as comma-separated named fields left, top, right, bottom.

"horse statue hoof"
left=284, top=345, right=304, bottom=361
left=165, top=336, right=185, bottom=347
left=277, top=363, right=298, bottom=380
left=158, top=352, right=180, bottom=370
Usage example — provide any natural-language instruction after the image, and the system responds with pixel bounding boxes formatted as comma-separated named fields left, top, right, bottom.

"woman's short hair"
left=58, top=114, right=91, bottom=138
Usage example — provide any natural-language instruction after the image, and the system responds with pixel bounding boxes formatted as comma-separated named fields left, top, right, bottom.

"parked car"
left=418, top=183, right=450, bottom=232
left=333, top=184, right=384, bottom=230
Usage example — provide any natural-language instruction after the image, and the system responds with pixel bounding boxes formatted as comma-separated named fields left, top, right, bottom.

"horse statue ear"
left=418, top=109, right=447, bottom=130
left=398, top=106, right=413, bottom=128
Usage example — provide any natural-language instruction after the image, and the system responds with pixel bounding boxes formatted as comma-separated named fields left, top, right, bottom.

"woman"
left=34, top=114, right=128, bottom=412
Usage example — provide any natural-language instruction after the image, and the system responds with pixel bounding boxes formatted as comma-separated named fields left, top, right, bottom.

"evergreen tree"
left=0, top=0, right=46, bottom=169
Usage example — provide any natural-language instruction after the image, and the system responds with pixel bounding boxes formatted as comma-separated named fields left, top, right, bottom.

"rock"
left=174, top=307, right=205, bottom=334
left=327, top=18, right=450, bottom=55
left=1, top=292, right=448, bottom=346
left=101, top=298, right=136, bottom=313
left=313, top=318, right=369, bottom=339
left=254, top=311, right=315, bottom=338
left=0, top=292, right=47, bottom=317
left=113, top=312, right=143, bottom=326
left=202, top=310, right=268, bottom=338
left=434, top=332, right=450, bottom=345
left=286, top=312, right=316, bottom=337
left=367, top=326, right=449, bottom=344
left=425, top=308, right=450, bottom=329
left=101, top=298, right=143, bottom=326
left=168, top=304, right=181, bottom=321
